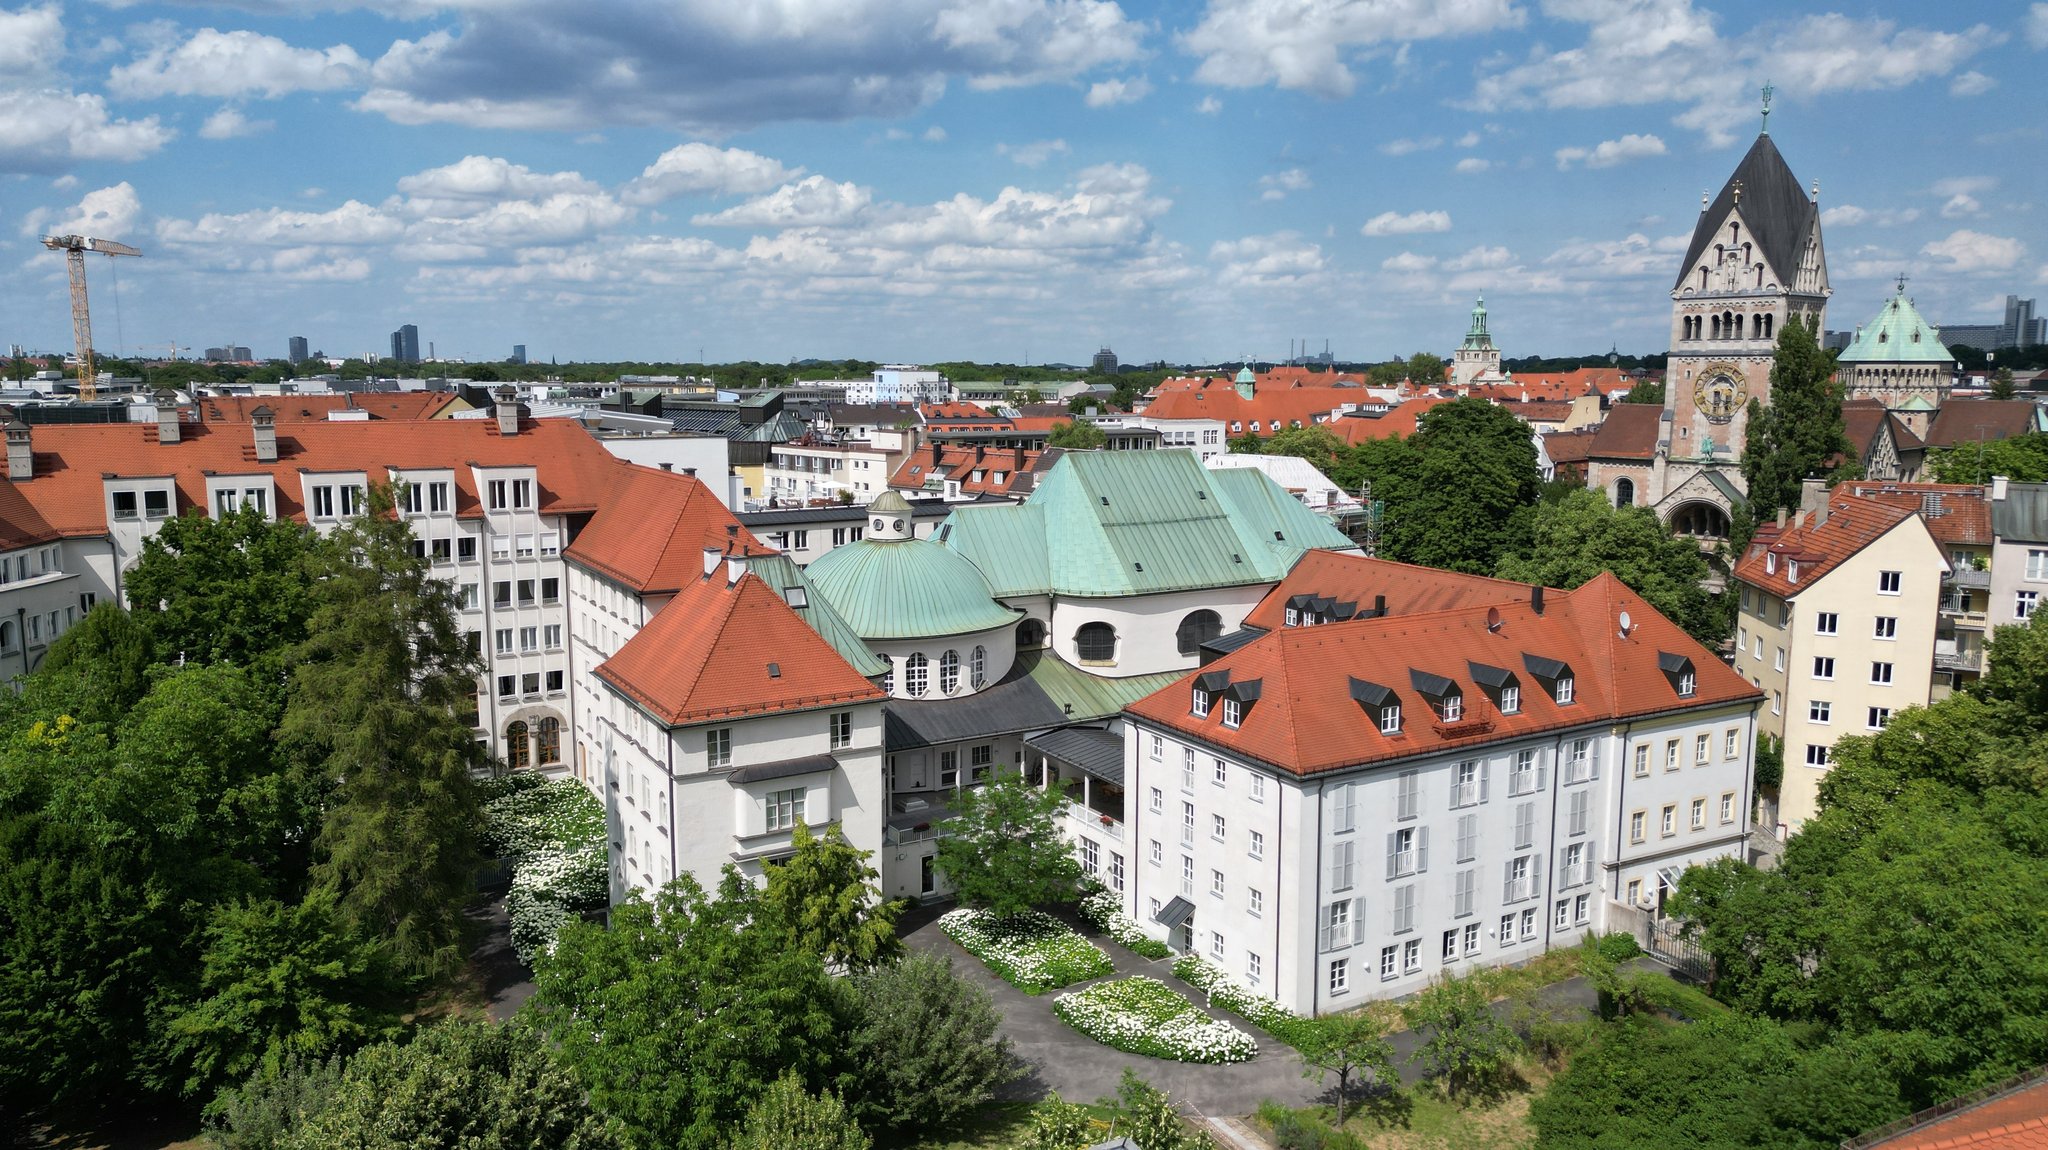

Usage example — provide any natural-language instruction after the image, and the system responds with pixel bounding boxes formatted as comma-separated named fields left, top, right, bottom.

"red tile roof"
left=1587, top=404, right=1662, bottom=460
left=1837, top=482, right=1991, bottom=548
left=196, top=392, right=461, bottom=422
left=1498, top=400, right=1573, bottom=423
left=1860, top=1075, right=2048, bottom=1149
left=595, top=568, right=884, bottom=727
left=1142, top=380, right=1362, bottom=433
left=1331, top=397, right=1453, bottom=444
left=1924, top=400, right=2043, bottom=448
left=1732, top=496, right=1923, bottom=598
left=564, top=463, right=761, bottom=594
left=0, top=479, right=59, bottom=548
left=889, top=442, right=1047, bottom=497
left=1841, top=399, right=1925, bottom=465
left=1505, top=367, right=1636, bottom=398
left=920, top=401, right=1002, bottom=423
left=2, top=417, right=627, bottom=539
left=1242, top=551, right=1533, bottom=632
left=1128, top=571, right=1758, bottom=777
left=1543, top=429, right=1600, bottom=467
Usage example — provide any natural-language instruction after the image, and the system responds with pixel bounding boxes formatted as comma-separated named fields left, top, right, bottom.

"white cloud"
left=1361, top=209, right=1451, bottom=237
left=1456, top=130, right=1481, bottom=147
left=409, top=193, right=632, bottom=247
left=1933, top=176, right=1996, bottom=197
left=691, top=175, right=873, bottom=229
left=0, top=89, right=173, bottom=170
left=158, top=200, right=403, bottom=247
left=1196, top=95, right=1222, bottom=115
left=356, top=0, right=1144, bottom=133
left=1941, top=193, right=1982, bottom=219
left=1820, top=204, right=1920, bottom=228
left=1454, top=157, right=1492, bottom=174
left=1544, top=231, right=1691, bottom=280
left=1921, top=229, right=2025, bottom=273
left=1085, top=76, right=1152, bottom=107
left=1554, top=133, right=1666, bottom=170
left=1211, top=232, right=1325, bottom=287
left=1380, top=251, right=1436, bottom=273
left=1950, top=70, right=1995, bottom=96
left=109, top=27, right=368, bottom=100
left=996, top=138, right=1071, bottom=168
left=1444, top=245, right=1513, bottom=272
left=1380, top=136, right=1442, bottom=156
left=2031, top=4, right=2048, bottom=49
left=199, top=106, right=273, bottom=139
left=620, top=142, right=803, bottom=205
left=393, top=155, right=602, bottom=218
left=1182, top=0, right=1523, bottom=97
left=0, top=4, right=63, bottom=82
left=923, top=125, right=947, bottom=142
left=21, top=182, right=143, bottom=240
left=1257, top=168, right=1311, bottom=201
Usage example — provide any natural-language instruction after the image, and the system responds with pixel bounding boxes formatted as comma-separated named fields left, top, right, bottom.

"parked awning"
left=1153, top=895, right=1196, bottom=929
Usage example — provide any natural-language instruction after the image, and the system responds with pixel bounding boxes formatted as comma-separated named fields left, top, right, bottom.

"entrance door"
left=1176, top=911, right=1195, bottom=953
left=920, top=855, right=936, bottom=896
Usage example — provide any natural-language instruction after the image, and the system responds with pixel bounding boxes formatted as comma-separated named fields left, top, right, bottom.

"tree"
left=1620, top=378, right=1665, bottom=405
left=1047, top=419, right=1107, bottom=450
left=124, top=505, right=325, bottom=678
left=1022, top=1092, right=1097, bottom=1150
left=1376, top=398, right=1541, bottom=574
left=1927, top=433, right=2048, bottom=484
left=837, top=952, right=1016, bottom=1134
left=725, top=1073, right=869, bottom=1150
left=1296, top=1008, right=1399, bottom=1126
left=1405, top=351, right=1447, bottom=387
left=1494, top=488, right=1719, bottom=645
left=31, top=601, right=156, bottom=725
left=1262, top=425, right=1349, bottom=469
left=764, top=821, right=903, bottom=971
left=1991, top=365, right=2018, bottom=399
left=529, top=870, right=844, bottom=1149
left=1110, top=1070, right=1216, bottom=1150
left=1972, top=611, right=2048, bottom=733
left=1741, top=316, right=1847, bottom=519
left=166, top=891, right=399, bottom=1101
left=206, top=1053, right=346, bottom=1150
left=282, top=485, right=485, bottom=980
left=1400, top=971, right=1522, bottom=1099
left=932, top=772, right=1083, bottom=917
left=1227, top=430, right=1263, bottom=454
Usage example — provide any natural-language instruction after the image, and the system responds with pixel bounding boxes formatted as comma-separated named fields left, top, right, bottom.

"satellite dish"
left=1618, top=610, right=1633, bottom=637
left=1485, top=606, right=1502, bottom=633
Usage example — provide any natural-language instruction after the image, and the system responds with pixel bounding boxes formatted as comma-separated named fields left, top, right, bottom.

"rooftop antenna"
left=1759, top=81, right=1773, bottom=135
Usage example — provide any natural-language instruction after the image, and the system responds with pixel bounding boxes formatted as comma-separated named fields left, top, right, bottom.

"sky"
left=0, top=0, right=2043, bottom=367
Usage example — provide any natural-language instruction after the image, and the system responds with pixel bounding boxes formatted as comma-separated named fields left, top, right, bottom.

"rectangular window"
left=1249, top=829, right=1265, bottom=861
left=1455, top=868, right=1475, bottom=917
left=1773, top=646, right=1785, bottom=672
left=1402, top=938, right=1421, bottom=974
left=1149, top=839, right=1162, bottom=866
left=112, top=490, right=139, bottom=520
left=1556, top=899, right=1572, bottom=931
left=545, top=669, right=563, bottom=693
left=1250, top=773, right=1265, bottom=803
left=1181, top=750, right=1194, bottom=791
left=1246, top=951, right=1262, bottom=984
left=1499, top=913, right=1517, bottom=947
left=520, top=672, right=540, bottom=696
left=1660, top=804, right=1676, bottom=836
left=1328, top=840, right=1357, bottom=892
left=1877, top=570, right=1901, bottom=594
left=1222, top=697, right=1242, bottom=728
left=765, top=787, right=805, bottom=831
left=1443, top=928, right=1461, bottom=963
left=309, top=486, right=335, bottom=519
left=1182, top=802, right=1195, bottom=846
left=1521, top=909, right=1537, bottom=940
left=1633, top=745, right=1649, bottom=777
left=1568, top=789, right=1589, bottom=837
left=1397, top=770, right=1421, bottom=819
left=1810, top=700, right=1831, bottom=723
left=1874, top=616, right=1897, bottom=640
left=1209, top=930, right=1224, bottom=960
left=2017, top=591, right=2039, bottom=620
left=496, top=675, right=515, bottom=699
left=494, top=628, right=513, bottom=656
left=1870, top=661, right=1894, bottom=685
left=1249, top=887, right=1263, bottom=918
left=1806, top=743, right=1831, bottom=767
left=458, top=584, right=479, bottom=610
left=1081, top=839, right=1100, bottom=876
left=706, top=728, right=732, bottom=769
left=1725, top=729, right=1740, bottom=758
left=1867, top=706, right=1891, bottom=730
left=1500, top=684, right=1520, bottom=714
left=1182, top=856, right=1195, bottom=896
left=1813, top=656, right=1835, bottom=680
left=339, top=486, right=364, bottom=516
left=458, top=537, right=477, bottom=562
left=1695, top=733, right=1710, bottom=764
left=493, top=580, right=512, bottom=607
left=1212, top=813, right=1227, bottom=842
left=1629, top=810, right=1646, bottom=843
left=1456, top=814, right=1478, bottom=862
left=516, top=579, right=536, bottom=605
left=830, top=711, right=853, bottom=749
left=1210, top=869, right=1225, bottom=897
left=1464, top=923, right=1481, bottom=956
left=1690, top=798, right=1706, bottom=830
left=1149, top=787, right=1163, bottom=814
left=1816, top=611, right=1838, bottom=634
left=971, top=744, right=993, bottom=768
left=1151, top=733, right=1163, bottom=762
left=2027, top=549, right=2048, bottom=581
left=1556, top=676, right=1574, bottom=705
left=1452, top=759, right=1480, bottom=807
left=1720, top=792, right=1736, bottom=823
left=519, top=626, right=538, bottom=652
left=133, top=489, right=165, bottom=520
left=1665, top=739, right=1679, bottom=771
left=1566, top=739, right=1591, bottom=783
left=940, top=751, right=958, bottom=788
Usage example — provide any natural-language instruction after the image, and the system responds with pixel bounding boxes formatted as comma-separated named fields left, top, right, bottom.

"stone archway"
left=1668, top=500, right=1730, bottom=540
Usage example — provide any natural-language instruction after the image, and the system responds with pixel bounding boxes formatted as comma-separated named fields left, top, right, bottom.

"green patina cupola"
left=1234, top=361, right=1256, bottom=400
left=1461, top=296, right=1493, bottom=350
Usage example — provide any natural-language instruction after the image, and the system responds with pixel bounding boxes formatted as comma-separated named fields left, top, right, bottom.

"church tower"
left=1451, top=296, right=1507, bottom=389
left=1664, top=89, right=1830, bottom=474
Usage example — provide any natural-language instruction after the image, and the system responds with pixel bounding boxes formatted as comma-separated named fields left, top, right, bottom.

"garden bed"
left=1174, top=954, right=1314, bottom=1048
left=939, top=908, right=1114, bottom=994
left=479, top=774, right=609, bottom=965
left=1053, top=976, right=1258, bottom=1063
left=1077, top=888, right=1172, bottom=959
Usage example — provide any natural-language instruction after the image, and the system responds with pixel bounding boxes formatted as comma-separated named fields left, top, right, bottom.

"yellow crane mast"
left=40, top=234, right=142, bottom=402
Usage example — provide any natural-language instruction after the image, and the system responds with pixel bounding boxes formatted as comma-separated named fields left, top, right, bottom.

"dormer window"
left=1408, top=669, right=1463, bottom=723
left=1380, top=704, right=1402, bottom=734
left=1285, top=608, right=1299, bottom=627
left=1786, top=560, right=1799, bottom=584
left=1222, top=697, right=1242, bottom=728
left=1556, top=676, right=1574, bottom=705
left=1466, top=661, right=1521, bottom=716
left=1348, top=677, right=1400, bottom=735
left=1522, top=653, right=1576, bottom=705
left=1501, top=685, right=1520, bottom=714
left=1191, top=688, right=1210, bottom=717
left=1440, top=693, right=1464, bottom=721
left=1765, top=552, right=1778, bottom=575
left=1658, top=652, right=1698, bottom=699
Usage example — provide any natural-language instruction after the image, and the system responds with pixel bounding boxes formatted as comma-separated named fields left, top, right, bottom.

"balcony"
left=1935, top=643, right=1983, bottom=673
left=1450, top=782, right=1479, bottom=808
left=1943, top=566, right=1991, bottom=590
left=1065, top=800, right=1124, bottom=842
left=1560, top=861, right=1595, bottom=888
left=1504, top=876, right=1534, bottom=903
left=1432, top=716, right=1495, bottom=740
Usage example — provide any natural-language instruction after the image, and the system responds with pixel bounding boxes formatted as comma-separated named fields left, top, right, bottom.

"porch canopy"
left=1023, top=726, right=1125, bottom=785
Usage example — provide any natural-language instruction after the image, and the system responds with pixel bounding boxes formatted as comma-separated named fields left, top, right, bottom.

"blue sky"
left=1, top=0, right=2042, bottom=366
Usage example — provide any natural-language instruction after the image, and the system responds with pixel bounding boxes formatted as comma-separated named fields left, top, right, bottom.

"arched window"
left=879, top=654, right=894, bottom=694
left=505, top=720, right=530, bottom=770
left=0, top=620, right=13, bottom=652
left=939, top=649, right=960, bottom=695
left=1075, top=622, right=1117, bottom=664
left=1016, top=619, right=1045, bottom=650
left=970, top=645, right=987, bottom=688
left=536, top=717, right=562, bottom=766
left=905, top=653, right=929, bottom=697
left=1175, top=610, right=1222, bottom=656
left=1762, top=314, right=1773, bottom=339
left=1614, top=478, right=1636, bottom=508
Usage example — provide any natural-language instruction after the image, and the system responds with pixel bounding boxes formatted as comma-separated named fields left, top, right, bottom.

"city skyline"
left=2, top=0, right=2044, bottom=365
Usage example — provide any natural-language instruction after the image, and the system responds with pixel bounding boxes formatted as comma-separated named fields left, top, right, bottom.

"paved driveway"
left=900, top=903, right=1604, bottom=1117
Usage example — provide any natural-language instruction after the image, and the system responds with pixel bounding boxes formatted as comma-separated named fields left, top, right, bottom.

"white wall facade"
left=1044, top=584, right=1265, bottom=678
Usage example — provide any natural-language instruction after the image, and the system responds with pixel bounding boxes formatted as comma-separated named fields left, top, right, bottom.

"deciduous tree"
left=1047, top=419, right=1107, bottom=450
left=1742, top=317, right=1847, bottom=518
left=933, top=772, right=1083, bottom=917
left=725, top=1073, right=869, bottom=1150
left=1376, top=398, right=1540, bottom=574
left=1296, top=1007, right=1399, bottom=1126
left=837, top=952, right=1016, bottom=1134
left=1494, top=488, right=1719, bottom=645
left=124, top=505, right=325, bottom=678
left=1400, top=971, right=1522, bottom=1099
left=764, top=821, right=903, bottom=971
left=1926, top=433, right=2048, bottom=484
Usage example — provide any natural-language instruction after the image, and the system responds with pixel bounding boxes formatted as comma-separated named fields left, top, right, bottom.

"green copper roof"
left=743, top=553, right=889, bottom=677
left=1839, top=289, right=1955, bottom=364
left=1236, top=363, right=1256, bottom=384
left=803, top=532, right=1021, bottom=641
left=939, top=449, right=1356, bottom=598
left=1461, top=296, right=1493, bottom=350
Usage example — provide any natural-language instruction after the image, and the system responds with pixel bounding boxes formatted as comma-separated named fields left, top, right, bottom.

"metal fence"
left=1610, top=902, right=1714, bottom=983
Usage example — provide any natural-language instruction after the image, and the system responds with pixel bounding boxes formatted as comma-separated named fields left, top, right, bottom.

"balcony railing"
left=1066, top=800, right=1123, bottom=842
left=1450, top=782, right=1478, bottom=808
left=1504, top=877, right=1534, bottom=903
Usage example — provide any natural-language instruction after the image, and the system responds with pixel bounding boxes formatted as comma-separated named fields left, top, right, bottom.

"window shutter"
left=1328, top=851, right=1344, bottom=894
left=1352, top=897, right=1367, bottom=945
left=1458, top=814, right=1477, bottom=862
left=1569, top=790, right=1588, bottom=836
left=1531, top=851, right=1544, bottom=892
left=1479, top=761, right=1491, bottom=803
left=1416, top=827, right=1429, bottom=873
left=1502, top=860, right=1514, bottom=903
left=1387, top=893, right=1400, bottom=934
left=1514, top=802, right=1533, bottom=849
left=1447, top=771, right=1461, bottom=806
left=1588, top=741, right=1600, bottom=780
left=1455, top=869, right=1473, bottom=917
left=1318, top=910, right=1333, bottom=953
left=1336, top=784, right=1356, bottom=833
left=1340, top=842, right=1355, bottom=891
left=1557, top=845, right=1571, bottom=883
left=1536, top=754, right=1549, bottom=792
left=1385, top=832, right=1399, bottom=880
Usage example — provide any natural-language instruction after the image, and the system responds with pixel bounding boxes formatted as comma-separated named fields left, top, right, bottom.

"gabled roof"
left=939, top=450, right=1357, bottom=599
left=1, top=417, right=624, bottom=538
left=564, top=463, right=759, bottom=594
left=1732, top=497, right=1926, bottom=598
left=1240, top=550, right=1530, bottom=632
left=733, top=552, right=890, bottom=678
left=889, top=442, right=1050, bottom=498
left=1673, top=131, right=1818, bottom=293
left=1543, top=428, right=1600, bottom=467
left=1587, top=403, right=1662, bottom=460
left=1841, top=399, right=1924, bottom=464
left=1840, top=290, right=1955, bottom=364
left=1127, top=572, right=1758, bottom=777
left=1839, top=482, right=1991, bottom=548
left=595, top=569, right=884, bottom=728
left=1923, top=400, right=2048, bottom=448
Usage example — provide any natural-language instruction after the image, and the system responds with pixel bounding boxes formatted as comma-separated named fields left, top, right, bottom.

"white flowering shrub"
left=1173, top=954, right=1313, bottom=1047
left=1077, top=888, right=1172, bottom=959
left=483, top=778, right=608, bottom=965
left=1053, top=976, right=1258, bottom=1063
left=939, top=908, right=1113, bottom=994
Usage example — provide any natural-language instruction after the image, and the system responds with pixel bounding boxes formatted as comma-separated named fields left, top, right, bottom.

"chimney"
left=1992, top=475, right=2009, bottom=501
left=1775, top=507, right=1787, bottom=530
left=493, top=385, right=520, bottom=436
left=154, top=390, right=181, bottom=445
left=251, top=406, right=277, bottom=463
left=682, top=466, right=697, bottom=477
left=1798, top=477, right=1829, bottom=518
left=726, top=552, right=749, bottom=585
left=703, top=545, right=722, bottom=577
left=1531, top=585, right=1545, bottom=615
left=5, top=422, right=30, bottom=481
left=1373, top=594, right=1387, bottom=617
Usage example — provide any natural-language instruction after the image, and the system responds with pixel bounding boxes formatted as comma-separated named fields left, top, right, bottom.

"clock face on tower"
left=1693, top=363, right=1747, bottom=423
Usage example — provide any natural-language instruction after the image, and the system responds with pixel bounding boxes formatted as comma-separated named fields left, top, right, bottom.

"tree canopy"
left=763, top=821, right=902, bottom=971
left=932, top=772, right=1083, bottom=917
left=1376, top=398, right=1542, bottom=574
left=1046, top=419, right=1107, bottom=450
left=1926, top=433, right=2048, bottom=484
left=1495, top=488, right=1721, bottom=645
left=1741, top=317, right=1847, bottom=519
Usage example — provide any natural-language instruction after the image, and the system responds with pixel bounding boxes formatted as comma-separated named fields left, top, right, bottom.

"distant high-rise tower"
left=288, top=335, right=309, bottom=364
left=389, top=324, right=420, bottom=364
left=511, top=344, right=528, bottom=365
left=1091, top=346, right=1118, bottom=374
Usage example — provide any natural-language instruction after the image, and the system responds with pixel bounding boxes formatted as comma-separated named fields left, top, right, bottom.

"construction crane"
left=40, top=234, right=142, bottom=402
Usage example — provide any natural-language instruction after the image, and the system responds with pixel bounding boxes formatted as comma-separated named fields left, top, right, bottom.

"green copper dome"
left=805, top=508, right=1020, bottom=641
left=1839, top=286, right=1955, bottom=365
